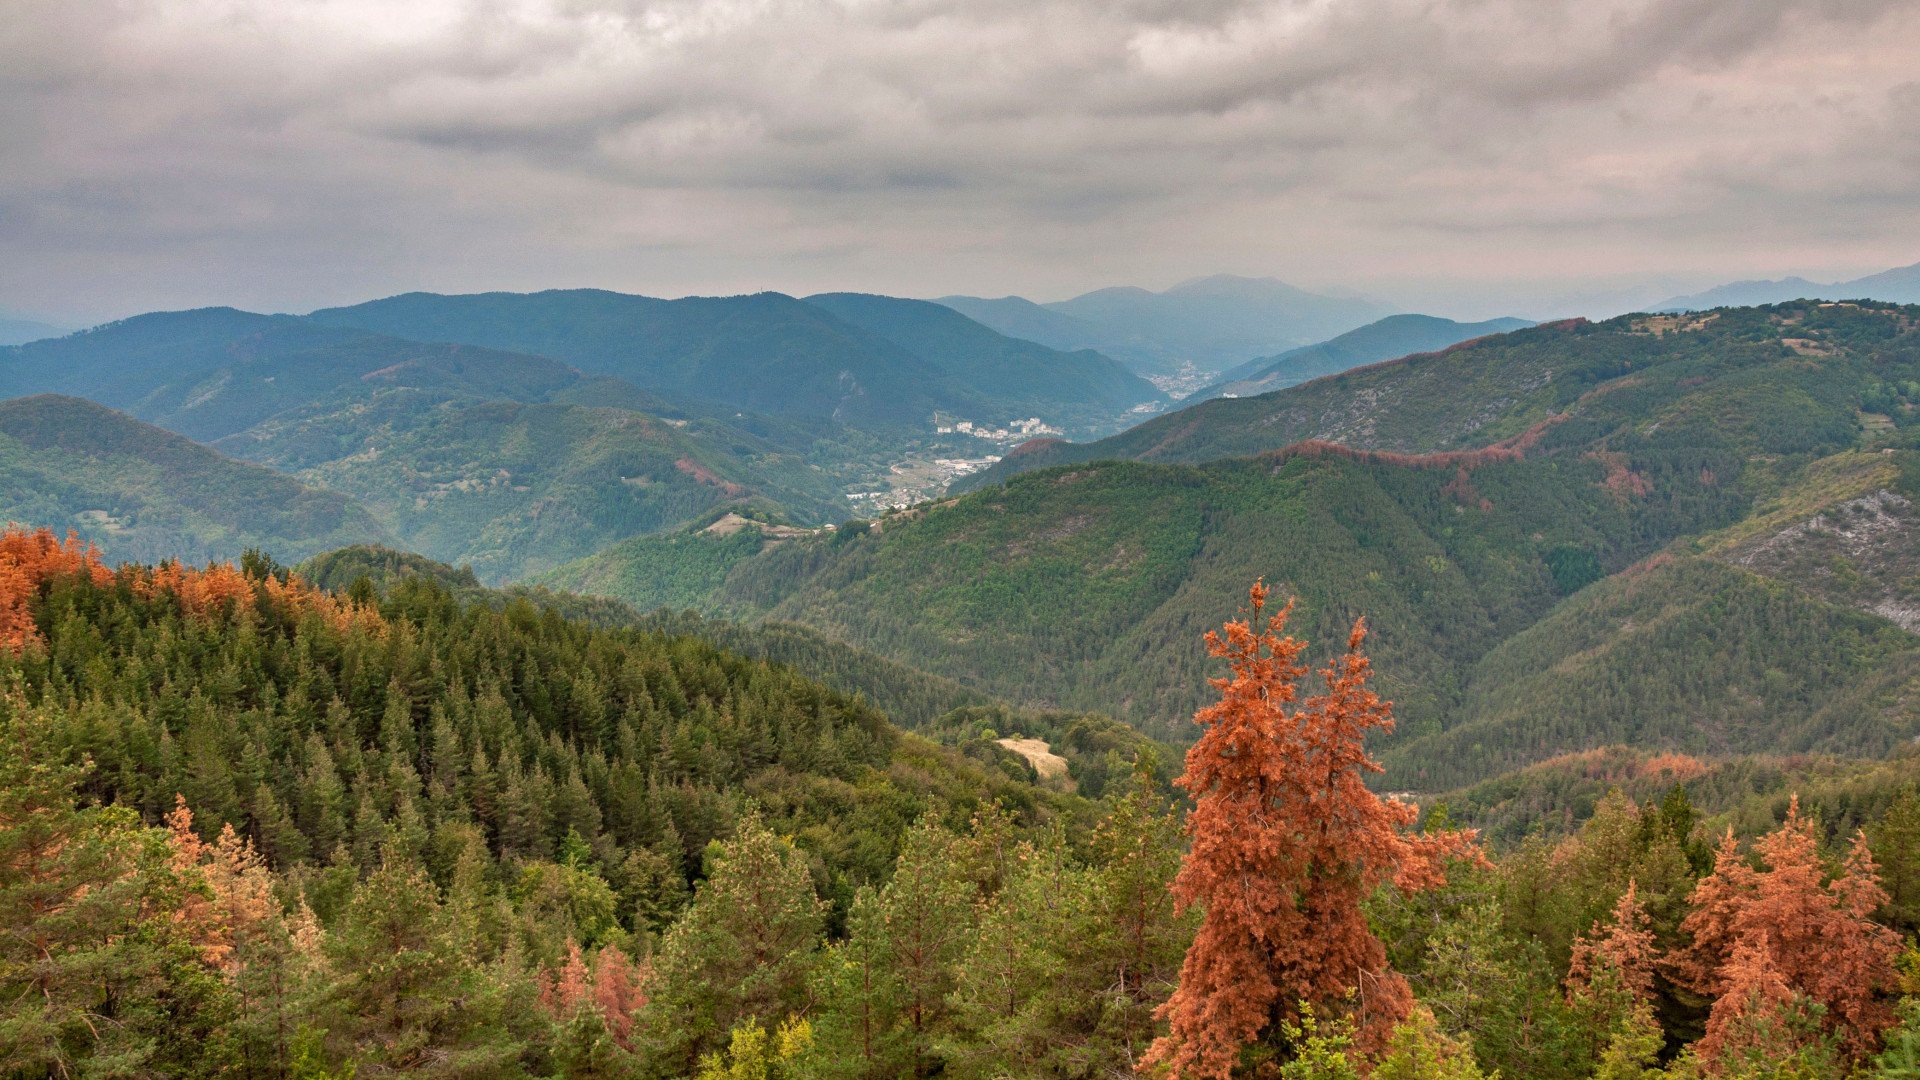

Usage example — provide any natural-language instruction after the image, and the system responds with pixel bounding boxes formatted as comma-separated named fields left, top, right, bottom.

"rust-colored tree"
left=163, top=796, right=277, bottom=973
left=541, top=939, right=593, bottom=1019
left=592, top=944, right=648, bottom=1051
left=1696, top=931, right=1828, bottom=1070
left=1671, top=798, right=1900, bottom=1063
left=0, top=528, right=112, bottom=652
left=1143, top=582, right=1479, bottom=1079
left=1567, top=880, right=1659, bottom=1006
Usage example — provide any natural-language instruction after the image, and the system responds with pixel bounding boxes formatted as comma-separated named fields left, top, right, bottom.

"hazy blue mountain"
left=1655, top=277, right=1830, bottom=312
left=0, top=315, right=68, bottom=346
left=1197, top=314, right=1533, bottom=400
left=934, top=293, right=1185, bottom=374
left=308, top=288, right=1003, bottom=429
left=1041, top=275, right=1390, bottom=373
left=1842, top=260, right=1920, bottom=303
left=939, top=275, right=1390, bottom=376
left=801, top=292, right=1163, bottom=423
left=1656, top=259, right=1920, bottom=310
left=0, top=394, right=391, bottom=565
left=0, top=307, right=593, bottom=442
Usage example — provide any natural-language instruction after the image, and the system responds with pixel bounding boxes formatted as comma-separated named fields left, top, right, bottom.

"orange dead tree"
left=1143, top=582, right=1479, bottom=1079
left=1671, top=798, right=1900, bottom=1064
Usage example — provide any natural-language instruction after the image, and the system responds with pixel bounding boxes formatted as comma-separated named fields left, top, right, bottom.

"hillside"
left=225, top=394, right=845, bottom=581
left=563, top=446, right=1742, bottom=744
left=934, top=293, right=1184, bottom=374
left=0, top=395, right=390, bottom=564
left=310, top=289, right=1013, bottom=430
left=1198, top=314, right=1533, bottom=400
left=1045, top=275, right=1389, bottom=371
left=0, top=306, right=866, bottom=580
left=0, top=315, right=66, bottom=346
left=973, top=301, right=1913, bottom=483
left=801, top=292, right=1163, bottom=425
left=542, top=303, right=1920, bottom=796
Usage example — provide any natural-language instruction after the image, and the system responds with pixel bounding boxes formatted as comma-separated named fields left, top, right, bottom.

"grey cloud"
left=1, top=0, right=1917, bottom=324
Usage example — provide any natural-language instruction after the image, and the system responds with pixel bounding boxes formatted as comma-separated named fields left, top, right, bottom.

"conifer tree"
left=319, top=836, right=529, bottom=1076
left=1145, top=583, right=1478, bottom=1078
left=638, top=811, right=825, bottom=1076
left=0, top=695, right=229, bottom=1077
left=1673, top=799, right=1901, bottom=1062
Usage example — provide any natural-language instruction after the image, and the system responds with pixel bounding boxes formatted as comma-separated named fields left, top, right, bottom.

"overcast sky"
left=4, top=0, right=1919, bottom=325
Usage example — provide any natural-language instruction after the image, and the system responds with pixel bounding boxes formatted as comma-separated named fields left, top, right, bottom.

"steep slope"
left=0, top=395, right=390, bottom=564
left=1198, top=314, right=1533, bottom=400
left=974, top=301, right=1911, bottom=483
left=309, top=289, right=993, bottom=429
left=1397, top=555, right=1920, bottom=791
left=801, top=292, right=1163, bottom=429
left=231, top=396, right=844, bottom=581
left=651, top=446, right=1743, bottom=742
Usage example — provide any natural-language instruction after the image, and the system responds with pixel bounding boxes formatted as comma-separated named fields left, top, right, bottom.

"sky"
left=4, top=0, right=1919, bottom=326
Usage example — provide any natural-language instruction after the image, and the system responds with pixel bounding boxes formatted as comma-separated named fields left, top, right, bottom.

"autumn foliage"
left=1144, top=582, right=1480, bottom=1079
left=0, top=528, right=112, bottom=651
left=1567, top=879, right=1659, bottom=1006
left=1671, top=798, right=1901, bottom=1065
left=0, top=524, right=381, bottom=655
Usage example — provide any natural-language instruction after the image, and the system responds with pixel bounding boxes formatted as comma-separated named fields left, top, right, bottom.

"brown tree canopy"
left=1144, top=582, right=1479, bottom=1079
left=1671, top=798, right=1901, bottom=1063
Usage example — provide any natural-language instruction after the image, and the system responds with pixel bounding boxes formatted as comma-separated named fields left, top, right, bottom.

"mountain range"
left=308, top=288, right=1159, bottom=430
left=9, top=285, right=1920, bottom=809
left=1195, top=313, right=1534, bottom=400
left=939, top=274, right=1389, bottom=376
left=0, top=314, right=67, bottom=346
left=538, top=299, right=1920, bottom=795
left=1655, top=259, right=1920, bottom=311
left=0, top=289, right=1170, bottom=577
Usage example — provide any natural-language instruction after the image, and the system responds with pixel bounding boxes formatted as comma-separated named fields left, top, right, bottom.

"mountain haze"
left=1656, top=259, right=1920, bottom=311
left=1198, top=314, right=1534, bottom=400
left=940, top=274, right=1389, bottom=376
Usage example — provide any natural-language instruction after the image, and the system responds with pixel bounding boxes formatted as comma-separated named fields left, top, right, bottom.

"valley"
left=10, top=289, right=1920, bottom=1079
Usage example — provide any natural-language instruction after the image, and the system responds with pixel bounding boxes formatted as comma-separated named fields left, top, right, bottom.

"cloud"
left=2, top=0, right=1917, bottom=322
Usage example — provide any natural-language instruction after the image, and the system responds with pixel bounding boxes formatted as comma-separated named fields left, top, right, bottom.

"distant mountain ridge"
left=1656, top=259, right=1920, bottom=311
left=309, top=288, right=1158, bottom=432
left=939, top=274, right=1390, bottom=376
left=1196, top=314, right=1534, bottom=400
left=799, top=292, right=1162, bottom=419
left=0, top=315, right=67, bottom=346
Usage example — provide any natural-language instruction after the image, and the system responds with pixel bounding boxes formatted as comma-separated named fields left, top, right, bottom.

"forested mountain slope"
left=657, top=448, right=1743, bottom=744
left=0, top=306, right=859, bottom=580
left=1198, top=313, right=1533, bottom=400
left=0, top=395, right=390, bottom=564
left=973, top=301, right=1913, bottom=484
left=547, top=303, right=1920, bottom=795
left=0, top=526, right=1085, bottom=918
left=310, top=289, right=986, bottom=428
left=801, top=292, right=1162, bottom=422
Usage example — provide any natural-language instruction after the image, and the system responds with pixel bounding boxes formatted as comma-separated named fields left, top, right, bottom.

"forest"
left=4, top=526, right=1920, bottom=1079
